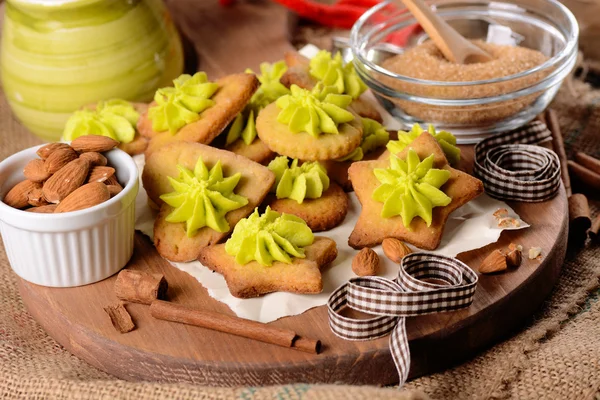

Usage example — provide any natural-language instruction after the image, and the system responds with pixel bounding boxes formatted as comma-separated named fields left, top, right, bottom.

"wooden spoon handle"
left=396, top=0, right=492, bottom=64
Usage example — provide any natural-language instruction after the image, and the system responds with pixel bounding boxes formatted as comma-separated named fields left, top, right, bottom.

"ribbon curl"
left=328, top=252, right=478, bottom=386
left=473, top=121, right=561, bottom=202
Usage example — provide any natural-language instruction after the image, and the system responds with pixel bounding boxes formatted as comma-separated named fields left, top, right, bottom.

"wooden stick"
left=568, top=161, right=600, bottom=191
left=104, top=303, right=135, bottom=333
left=546, top=109, right=571, bottom=196
left=115, top=270, right=168, bottom=305
left=574, top=152, right=600, bottom=176
left=149, top=300, right=321, bottom=354
left=568, top=193, right=591, bottom=240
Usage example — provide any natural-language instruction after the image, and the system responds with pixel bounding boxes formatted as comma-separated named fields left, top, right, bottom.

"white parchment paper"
left=134, top=155, right=528, bottom=323
left=131, top=44, right=528, bottom=323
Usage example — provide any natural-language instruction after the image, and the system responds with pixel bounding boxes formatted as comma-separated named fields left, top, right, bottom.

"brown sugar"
left=380, top=40, right=549, bottom=126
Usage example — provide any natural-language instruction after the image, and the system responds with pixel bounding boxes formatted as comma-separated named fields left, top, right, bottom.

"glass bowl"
left=350, top=0, right=578, bottom=143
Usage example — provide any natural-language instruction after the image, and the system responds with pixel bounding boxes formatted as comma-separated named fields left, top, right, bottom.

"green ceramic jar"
left=1, top=0, right=184, bottom=141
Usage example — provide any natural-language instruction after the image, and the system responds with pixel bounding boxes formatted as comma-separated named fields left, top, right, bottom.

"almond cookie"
left=348, top=132, right=483, bottom=250
left=142, top=72, right=259, bottom=157
left=256, top=85, right=363, bottom=161
left=322, top=119, right=393, bottom=191
left=222, top=61, right=287, bottom=164
left=281, top=50, right=382, bottom=122
left=267, top=182, right=348, bottom=232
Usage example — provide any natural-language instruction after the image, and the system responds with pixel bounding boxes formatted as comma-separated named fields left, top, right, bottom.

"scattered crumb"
left=498, top=217, right=521, bottom=228
left=528, top=247, right=542, bottom=260
left=508, top=243, right=523, bottom=252
left=493, top=208, right=509, bottom=219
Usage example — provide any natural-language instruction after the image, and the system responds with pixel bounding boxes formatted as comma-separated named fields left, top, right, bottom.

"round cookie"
left=267, top=182, right=348, bottom=231
left=256, top=102, right=363, bottom=161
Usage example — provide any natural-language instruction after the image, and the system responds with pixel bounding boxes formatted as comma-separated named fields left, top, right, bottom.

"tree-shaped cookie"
left=143, top=142, right=274, bottom=262
left=138, top=72, right=259, bottom=157
left=199, top=207, right=338, bottom=298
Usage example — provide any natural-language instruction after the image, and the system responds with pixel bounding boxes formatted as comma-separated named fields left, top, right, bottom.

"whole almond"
left=26, top=204, right=58, bottom=213
left=44, top=147, right=78, bottom=174
left=382, top=238, right=412, bottom=263
left=79, top=151, right=107, bottom=166
left=36, top=143, right=72, bottom=160
left=54, top=182, right=110, bottom=213
left=71, top=135, right=119, bottom=153
left=352, top=248, right=379, bottom=276
left=106, top=184, right=123, bottom=197
left=104, top=175, right=120, bottom=186
left=23, top=159, right=51, bottom=182
left=506, top=249, right=522, bottom=268
left=3, top=180, right=42, bottom=209
left=27, top=187, right=49, bottom=207
left=42, top=158, right=91, bottom=204
left=87, top=166, right=115, bottom=183
left=479, top=249, right=508, bottom=274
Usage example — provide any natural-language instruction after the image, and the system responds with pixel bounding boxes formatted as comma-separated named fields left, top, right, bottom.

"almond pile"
left=3, top=136, right=123, bottom=214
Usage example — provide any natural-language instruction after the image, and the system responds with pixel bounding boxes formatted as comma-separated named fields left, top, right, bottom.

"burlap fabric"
left=1, top=81, right=600, bottom=400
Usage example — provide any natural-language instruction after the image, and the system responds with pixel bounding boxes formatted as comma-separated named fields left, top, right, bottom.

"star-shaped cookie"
left=198, top=237, right=338, bottom=298
left=348, top=132, right=483, bottom=250
left=139, top=73, right=259, bottom=157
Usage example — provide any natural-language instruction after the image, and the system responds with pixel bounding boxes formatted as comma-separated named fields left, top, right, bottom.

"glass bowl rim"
left=349, top=0, right=579, bottom=87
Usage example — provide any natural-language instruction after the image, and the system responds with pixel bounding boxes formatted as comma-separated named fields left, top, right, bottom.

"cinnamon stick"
left=589, top=214, right=600, bottom=242
left=115, top=270, right=168, bottom=305
left=568, top=193, right=591, bottom=241
left=104, top=303, right=135, bottom=333
left=574, top=152, right=600, bottom=176
left=546, top=109, right=571, bottom=196
left=149, top=300, right=321, bottom=354
left=568, top=161, right=600, bottom=192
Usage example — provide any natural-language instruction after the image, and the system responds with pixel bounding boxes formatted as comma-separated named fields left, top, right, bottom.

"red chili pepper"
left=219, top=0, right=235, bottom=6
left=272, top=0, right=368, bottom=29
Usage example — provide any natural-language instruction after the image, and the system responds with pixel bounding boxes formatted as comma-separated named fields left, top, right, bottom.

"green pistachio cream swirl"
left=149, top=72, right=219, bottom=134
left=226, top=61, right=290, bottom=146
left=276, top=84, right=355, bottom=137
left=63, top=99, right=140, bottom=143
left=387, top=124, right=461, bottom=166
left=159, top=157, right=248, bottom=237
left=225, top=206, right=315, bottom=266
left=309, top=50, right=367, bottom=99
left=336, top=118, right=390, bottom=162
left=268, top=156, right=330, bottom=204
left=373, top=149, right=452, bottom=229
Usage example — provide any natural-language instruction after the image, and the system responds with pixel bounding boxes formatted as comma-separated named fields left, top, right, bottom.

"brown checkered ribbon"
left=473, top=121, right=561, bottom=202
left=328, top=253, right=478, bottom=386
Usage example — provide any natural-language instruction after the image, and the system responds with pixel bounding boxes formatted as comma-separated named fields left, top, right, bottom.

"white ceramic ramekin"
left=0, top=145, right=139, bottom=287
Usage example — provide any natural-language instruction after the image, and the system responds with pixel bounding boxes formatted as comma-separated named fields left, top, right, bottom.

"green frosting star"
left=226, top=61, right=290, bottom=146
left=372, top=149, right=452, bottom=229
left=387, top=124, right=461, bottom=166
left=225, top=206, right=314, bottom=266
left=268, top=156, right=330, bottom=204
left=159, top=157, right=248, bottom=237
left=276, top=84, right=355, bottom=137
left=63, top=99, right=140, bottom=143
left=309, top=50, right=367, bottom=99
left=336, top=118, right=390, bottom=161
left=149, top=72, right=219, bottom=134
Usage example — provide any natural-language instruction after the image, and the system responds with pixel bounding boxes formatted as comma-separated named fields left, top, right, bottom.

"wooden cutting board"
left=17, top=0, right=568, bottom=387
